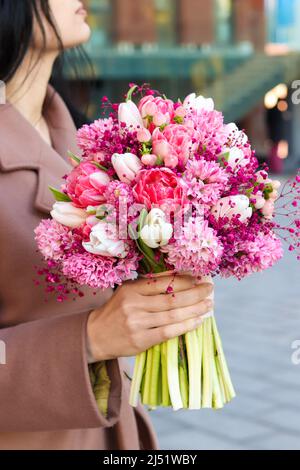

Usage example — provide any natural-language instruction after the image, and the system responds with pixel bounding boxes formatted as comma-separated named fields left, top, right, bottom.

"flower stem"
left=211, top=316, right=236, bottom=402
left=179, top=336, right=189, bottom=408
left=142, top=347, right=153, bottom=405
left=129, top=351, right=146, bottom=407
left=202, top=317, right=213, bottom=407
left=196, top=323, right=203, bottom=406
left=185, top=329, right=201, bottom=409
left=161, top=341, right=170, bottom=406
left=149, top=344, right=161, bottom=406
left=167, top=337, right=183, bottom=410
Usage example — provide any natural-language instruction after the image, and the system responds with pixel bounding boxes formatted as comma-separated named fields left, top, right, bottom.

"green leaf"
left=90, top=161, right=108, bottom=172
left=49, top=186, right=71, bottom=202
left=138, top=209, right=149, bottom=231
left=67, top=151, right=81, bottom=164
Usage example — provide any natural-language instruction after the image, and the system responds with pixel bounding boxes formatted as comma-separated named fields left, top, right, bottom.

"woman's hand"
left=87, top=275, right=214, bottom=361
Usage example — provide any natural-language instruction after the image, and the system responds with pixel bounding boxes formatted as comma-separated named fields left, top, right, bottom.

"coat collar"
left=0, top=85, right=80, bottom=213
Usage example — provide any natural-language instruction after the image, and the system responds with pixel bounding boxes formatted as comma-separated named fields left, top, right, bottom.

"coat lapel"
left=0, top=86, right=80, bottom=213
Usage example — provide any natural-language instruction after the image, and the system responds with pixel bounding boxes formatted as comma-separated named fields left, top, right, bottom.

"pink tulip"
left=142, top=101, right=157, bottom=117
left=141, top=154, right=158, bottom=166
left=262, top=200, right=275, bottom=219
left=137, top=128, right=152, bottom=143
left=138, top=95, right=174, bottom=126
left=64, top=161, right=110, bottom=208
left=153, top=112, right=168, bottom=127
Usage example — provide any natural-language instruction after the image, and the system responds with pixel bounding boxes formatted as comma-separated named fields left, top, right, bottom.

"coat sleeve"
left=0, top=310, right=122, bottom=432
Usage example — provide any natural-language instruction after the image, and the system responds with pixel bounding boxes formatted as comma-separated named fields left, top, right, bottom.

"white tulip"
left=140, top=209, right=173, bottom=249
left=51, top=202, right=88, bottom=228
left=225, top=123, right=248, bottom=145
left=112, top=152, right=142, bottom=183
left=211, top=195, right=252, bottom=223
left=83, top=221, right=127, bottom=258
left=222, top=146, right=250, bottom=169
left=118, top=100, right=144, bottom=129
left=183, top=93, right=214, bottom=112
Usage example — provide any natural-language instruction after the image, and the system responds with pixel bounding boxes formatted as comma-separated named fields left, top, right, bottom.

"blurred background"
left=66, top=0, right=300, bottom=176
left=70, top=0, right=300, bottom=450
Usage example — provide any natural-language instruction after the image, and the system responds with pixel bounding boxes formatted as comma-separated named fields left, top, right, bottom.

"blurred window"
left=215, top=0, right=233, bottom=45
left=154, top=0, right=177, bottom=46
left=86, top=0, right=112, bottom=50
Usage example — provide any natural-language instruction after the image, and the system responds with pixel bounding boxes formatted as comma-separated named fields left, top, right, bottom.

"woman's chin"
left=64, top=24, right=92, bottom=48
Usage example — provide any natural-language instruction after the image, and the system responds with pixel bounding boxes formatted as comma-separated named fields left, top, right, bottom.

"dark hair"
left=0, top=0, right=92, bottom=127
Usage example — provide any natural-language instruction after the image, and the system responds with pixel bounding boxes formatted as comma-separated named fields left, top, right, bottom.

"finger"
left=132, top=274, right=198, bottom=296
left=141, top=299, right=213, bottom=329
left=145, top=283, right=214, bottom=312
left=144, top=315, right=204, bottom=348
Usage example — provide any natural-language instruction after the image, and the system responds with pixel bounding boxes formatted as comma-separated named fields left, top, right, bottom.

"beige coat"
left=0, top=87, right=158, bottom=450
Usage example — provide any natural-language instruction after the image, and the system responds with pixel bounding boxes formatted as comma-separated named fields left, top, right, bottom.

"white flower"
left=51, top=202, right=88, bottom=228
left=211, top=195, right=252, bottom=223
left=222, top=146, right=250, bottom=169
left=183, top=93, right=214, bottom=112
left=111, top=153, right=142, bottom=184
left=225, top=123, right=248, bottom=145
left=83, top=221, right=127, bottom=258
left=118, top=100, right=144, bottom=129
left=140, top=209, right=173, bottom=249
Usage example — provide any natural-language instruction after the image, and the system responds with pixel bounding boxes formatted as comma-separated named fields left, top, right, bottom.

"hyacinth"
left=184, top=108, right=227, bottom=155
left=77, top=117, right=114, bottom=157
left=183, top=158, right=229, bottom=209
left=61, top=248, right=140, bottom=290
left=77, top=118, right=140, bottom=167
left=163, top=218, right=223, bottom=276
left=220, top=231, right=283, bottom=279
left=34, top=219, right=72, bottom=262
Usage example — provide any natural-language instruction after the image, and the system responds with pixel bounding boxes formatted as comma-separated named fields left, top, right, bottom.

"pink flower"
left=141, top=154, right=157, bottom=166
left=138, top=95, right=174, bottom=126
left=133, top=168, right=186, bottom=210
left=162, top=218, right=223, bottom=276
left=152, top=125, right=197, bottom=168
left=137, top=128, right=151, bottom=143
left=184, top=108, right=226, bottom=154
left=62, top=249, right=139, bottom=290
left=34, top=219, right=72, bottom=262
left=64, top=161, right=110, bottom=208
left=77, top=118, right=114, bottom=156
left=261, top=200, right=275, bottom=219
left=183, top=159, right=228, bottom=209
left=220, top=232, right=283, bottom=279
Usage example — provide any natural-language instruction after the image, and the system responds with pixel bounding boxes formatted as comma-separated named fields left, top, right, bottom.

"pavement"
left=131, top=242, right=300, bottom=449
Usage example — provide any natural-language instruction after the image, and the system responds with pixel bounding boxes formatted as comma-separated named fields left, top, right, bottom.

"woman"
left=0, top=0, right=213, bottom=450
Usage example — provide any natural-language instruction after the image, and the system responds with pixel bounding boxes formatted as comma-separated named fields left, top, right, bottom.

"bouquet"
left=35, top=84, right=300, bottom=411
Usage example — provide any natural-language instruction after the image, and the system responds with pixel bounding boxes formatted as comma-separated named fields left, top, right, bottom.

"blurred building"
left=68, top=0, right=300, bottom=172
